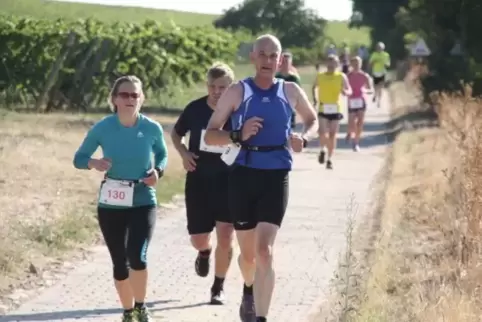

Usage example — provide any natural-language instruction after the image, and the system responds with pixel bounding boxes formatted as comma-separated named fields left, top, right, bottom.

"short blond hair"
left=108, top=75, right=143, bottom=113
left=206, top=62, right=235, bottom=83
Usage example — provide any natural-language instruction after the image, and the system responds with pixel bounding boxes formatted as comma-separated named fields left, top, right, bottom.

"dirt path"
left=1, top=92, right=390, bottom=322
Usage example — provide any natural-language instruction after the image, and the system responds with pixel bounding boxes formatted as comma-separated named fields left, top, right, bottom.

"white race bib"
left=199, top=130, right=228, bottom=154
left=99, top=179, right=134, bottom=207
left=323, top=104, right=338, bottom=115
left=349, top=98, right=364, bottom=109
left=372, top=71, right=386, bottom=77
left=220, top=144, right=241, bottom=165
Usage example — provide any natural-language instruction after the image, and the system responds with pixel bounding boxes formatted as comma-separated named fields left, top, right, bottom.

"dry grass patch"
left=0, top=111, right=184, bottom=297
left=354, top=85, right=482, bottom=321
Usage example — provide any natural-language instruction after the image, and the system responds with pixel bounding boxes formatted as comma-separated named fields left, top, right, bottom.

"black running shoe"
left=195, top=251, right=210, bottom=277
left=210, top=287, right=226, bottom=305
left=239, top=294, right=256, bottom=322
left=326, top=160, right=333, bottom=170
left=318, top=150, right=326, bottom=164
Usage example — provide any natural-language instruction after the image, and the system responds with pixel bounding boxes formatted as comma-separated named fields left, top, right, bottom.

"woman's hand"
left=143, top=169, right=159, bottom=187
left=88, top=158, right=112, bottom=172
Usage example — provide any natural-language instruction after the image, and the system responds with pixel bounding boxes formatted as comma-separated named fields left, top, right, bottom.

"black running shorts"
left=229, top=165, right=289, bottom=231
left=185, top=171, right=231, bottom=235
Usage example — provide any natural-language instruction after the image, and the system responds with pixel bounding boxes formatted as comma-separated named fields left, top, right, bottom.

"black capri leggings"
left=97, top=205, right=157, bottom=281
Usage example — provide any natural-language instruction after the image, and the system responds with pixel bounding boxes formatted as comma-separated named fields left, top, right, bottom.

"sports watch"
left=230, top=130, right=242, bottom=143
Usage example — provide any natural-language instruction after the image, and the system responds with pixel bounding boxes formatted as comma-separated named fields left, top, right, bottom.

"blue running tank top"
left=230, top=77, right=293, bottom=170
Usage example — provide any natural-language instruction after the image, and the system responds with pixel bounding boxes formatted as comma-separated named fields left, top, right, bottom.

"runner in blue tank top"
left=73, top=75, right=167, bottom=322
left=204, top=34, right=318, bottom=322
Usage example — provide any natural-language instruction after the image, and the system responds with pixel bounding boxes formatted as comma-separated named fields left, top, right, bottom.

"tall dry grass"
left=354, top=84, right=482, bottom=322
left=0, top=112, right=183, bottom=299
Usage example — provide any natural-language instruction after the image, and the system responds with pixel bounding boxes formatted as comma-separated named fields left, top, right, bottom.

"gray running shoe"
left=239, top=294, right=256, bottom=322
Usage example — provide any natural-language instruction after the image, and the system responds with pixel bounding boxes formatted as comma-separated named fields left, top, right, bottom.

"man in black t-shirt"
left=275, top=52, right=301, bottom=129
left=170, top=63, right=235, bottom=305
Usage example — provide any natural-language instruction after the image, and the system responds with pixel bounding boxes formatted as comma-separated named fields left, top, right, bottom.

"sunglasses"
left=117, top=92, right=141, bottom=99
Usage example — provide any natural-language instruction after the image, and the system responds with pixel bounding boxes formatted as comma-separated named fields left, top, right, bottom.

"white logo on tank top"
left=137, top=131, right=144, bottom=138
left=262, top=97, right=270, bottom=103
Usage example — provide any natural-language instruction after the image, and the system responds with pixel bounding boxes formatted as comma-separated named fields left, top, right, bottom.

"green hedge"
left=0, top=16, right=239, bottom=111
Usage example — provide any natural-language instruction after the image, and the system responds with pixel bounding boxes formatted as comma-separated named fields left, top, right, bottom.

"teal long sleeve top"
left=73, top=114, right=168, bottom=208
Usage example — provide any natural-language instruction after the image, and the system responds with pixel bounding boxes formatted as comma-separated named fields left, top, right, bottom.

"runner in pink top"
left=346, top=56, right=373, bottom=151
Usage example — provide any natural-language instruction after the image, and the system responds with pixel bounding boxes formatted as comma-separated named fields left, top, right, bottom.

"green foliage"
left=0, top=15, right=238, bottom=111
left=0, top=0, right=216, bottom=25
left=351, top=0, right=409, bottom=59
left=214, top=0, right=327, bottom=48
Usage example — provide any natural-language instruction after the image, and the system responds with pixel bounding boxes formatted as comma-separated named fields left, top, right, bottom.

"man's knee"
left=216, top=224, right=234, bottom=249
left=255, top=222, right=278, bottom=269
left=237, top=231, right=256, bottom=264
left=190, top=233, right=211, bottom=250
left=256, top=244, right=274, bottom=268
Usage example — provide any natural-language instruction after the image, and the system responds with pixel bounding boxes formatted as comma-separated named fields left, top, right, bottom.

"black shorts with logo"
left=229, top=165, right=289, bottom=231
left=318, top=112, right=344, bottom=121
left=373, top=75, right=386, bottom=85
left=185, top=171, right=231, bottom=235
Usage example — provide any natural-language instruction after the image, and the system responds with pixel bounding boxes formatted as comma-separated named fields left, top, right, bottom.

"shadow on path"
left=0, top=299, right=214, bottom=321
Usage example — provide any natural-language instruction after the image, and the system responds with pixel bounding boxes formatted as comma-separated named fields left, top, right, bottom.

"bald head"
left=250, top=34, right=282, bottom=79
left=253, top=34, right=282, bottom=53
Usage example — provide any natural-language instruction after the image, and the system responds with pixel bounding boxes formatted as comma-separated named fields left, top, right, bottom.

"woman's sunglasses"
left=117, top=92, right=141, bottom=99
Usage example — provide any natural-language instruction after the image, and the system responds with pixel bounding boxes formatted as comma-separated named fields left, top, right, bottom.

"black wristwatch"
left=154, top=167, right=164, bottom=178
left=302, top=137, right=308, bottom=148
left=229, top=130, right=242, bottom=143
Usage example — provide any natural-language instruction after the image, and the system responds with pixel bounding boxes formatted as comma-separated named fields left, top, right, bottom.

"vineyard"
left=0, top=15, right=239, bottom=112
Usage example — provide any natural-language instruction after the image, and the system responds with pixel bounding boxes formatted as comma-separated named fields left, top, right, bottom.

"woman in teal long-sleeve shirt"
left=73, top=75, right=167, bottom=322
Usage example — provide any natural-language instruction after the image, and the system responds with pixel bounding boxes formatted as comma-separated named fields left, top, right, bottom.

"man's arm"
left=341, top=74, right=352, bottom=96
left=288, top=83, right=318, bottom=140
left=204, top=83, right=241, bottom=146
left=170, top=109, right=190, bottom=157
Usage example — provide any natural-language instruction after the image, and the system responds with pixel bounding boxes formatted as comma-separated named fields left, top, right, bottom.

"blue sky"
left=52, top=0, right=353, bottom=21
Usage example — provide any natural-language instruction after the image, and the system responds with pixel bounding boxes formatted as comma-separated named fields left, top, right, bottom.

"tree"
left=213, top=0, right=327, bottom=49
left=350, top=0, right=409, bottom=59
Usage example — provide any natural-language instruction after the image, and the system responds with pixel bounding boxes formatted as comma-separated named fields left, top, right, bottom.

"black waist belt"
left=241, top=143, right=287, bottom=164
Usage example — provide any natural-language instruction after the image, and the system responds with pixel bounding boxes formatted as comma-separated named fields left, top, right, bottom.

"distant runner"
left=276, top=52, right=301, bottom=129
left=170, top=63, right=235, bottom=305
left=339, top=46, right=351, bottom=74
left=357, top=45, right=370, bottom=71
left=346, top=56, right=374, bottom=151
left=369, top=42, right=390, bottom=107
left=312, top=55, right=352, bottom=170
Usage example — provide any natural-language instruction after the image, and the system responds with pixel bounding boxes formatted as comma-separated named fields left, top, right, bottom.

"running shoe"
left=318, top=150, right=326, bottom=164
left=122, top=311, right=134, bottom=322
left=239, top=294, right=256, bottom=322
left=353, top=144, right=360, bottom=152
left=195, top=251, right=210, bottom=277
left=133, top=306, right=153, bottom=322
left=210, top=287, right=226, bottom=305
left=326, top=160, right=333, bottom=170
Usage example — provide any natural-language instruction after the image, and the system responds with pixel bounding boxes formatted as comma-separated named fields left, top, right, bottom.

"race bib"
left=199, top=130, right=228, bottom=154
left=323, top=104, right=338, bottom=115
left=220, top=144, right=241, bottom=166
left=99, top=179, right=134, bottom=207
left=349, top=98, right=364, bottom=109
left=372, top=71, right=385, bottom=77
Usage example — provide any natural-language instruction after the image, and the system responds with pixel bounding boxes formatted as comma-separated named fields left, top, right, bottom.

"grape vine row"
left=0, top=15, right=239, bottom=111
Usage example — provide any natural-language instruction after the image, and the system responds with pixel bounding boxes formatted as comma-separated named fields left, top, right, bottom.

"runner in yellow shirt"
left=312, top=55, right=352, bottom=170
left=369, top=42, right=390, bottom=108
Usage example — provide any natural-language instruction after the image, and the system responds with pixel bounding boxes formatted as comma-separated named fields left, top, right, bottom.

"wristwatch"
left=229, top=130, right=242, bottom=143
left=154, top=167, right=164, bottom=178
left=302, top=137, right=308, bottom=148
